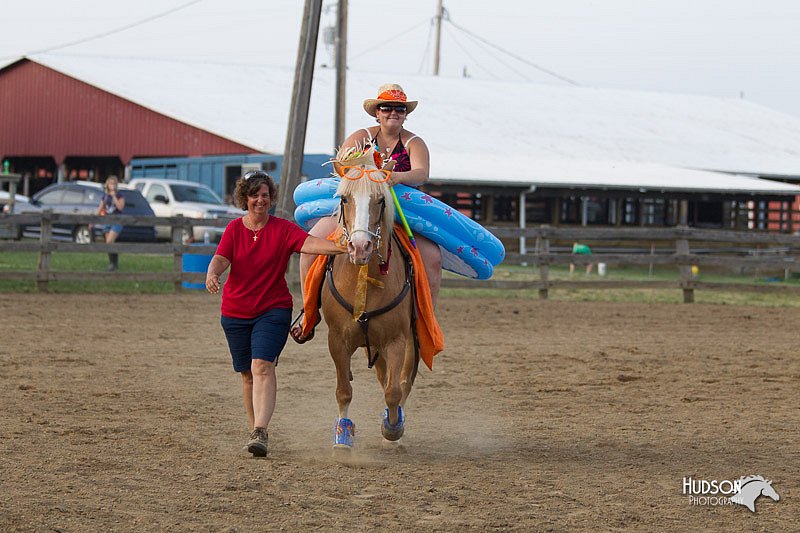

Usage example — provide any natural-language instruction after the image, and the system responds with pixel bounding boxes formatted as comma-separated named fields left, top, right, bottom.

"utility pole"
left=334, top=0, right=348, bottom=151
left=278, top=0, right=323, bottom=221
left=432, top=0, right=443, bottom=75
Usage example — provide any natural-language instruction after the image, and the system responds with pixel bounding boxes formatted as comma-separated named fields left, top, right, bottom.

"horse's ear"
left=333, top=161, right=344, bottom=177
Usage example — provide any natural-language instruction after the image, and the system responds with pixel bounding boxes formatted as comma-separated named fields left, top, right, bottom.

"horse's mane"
left=333, top=143, right=396, bottom=236
left=739, top=475, right=769, bottom=485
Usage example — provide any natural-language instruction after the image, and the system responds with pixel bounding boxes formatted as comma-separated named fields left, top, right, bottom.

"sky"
left=2, top=0, right=800, bottom=116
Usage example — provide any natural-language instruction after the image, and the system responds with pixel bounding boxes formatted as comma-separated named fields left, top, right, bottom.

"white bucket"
left=597, top=262, right=607, bottom=276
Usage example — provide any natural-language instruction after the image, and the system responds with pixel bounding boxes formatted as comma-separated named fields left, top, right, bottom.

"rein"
left=325, top=232, right=412, bottom=368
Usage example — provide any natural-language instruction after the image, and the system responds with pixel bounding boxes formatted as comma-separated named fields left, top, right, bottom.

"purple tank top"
left=372, top=132, right=411, bottom=172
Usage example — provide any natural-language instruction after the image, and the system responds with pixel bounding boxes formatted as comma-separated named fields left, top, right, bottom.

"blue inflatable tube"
left=293, top=178, right=505, bottom=279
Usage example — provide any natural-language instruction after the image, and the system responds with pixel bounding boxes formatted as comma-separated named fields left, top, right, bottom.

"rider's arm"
left=389, top=138, right=429, bottom=187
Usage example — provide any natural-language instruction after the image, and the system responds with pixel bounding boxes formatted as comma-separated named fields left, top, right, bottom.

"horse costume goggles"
left=338, top=166, right=391, bottom=183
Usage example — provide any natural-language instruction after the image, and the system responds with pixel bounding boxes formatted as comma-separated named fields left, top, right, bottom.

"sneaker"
left=246, top=427, right=268, bottom=457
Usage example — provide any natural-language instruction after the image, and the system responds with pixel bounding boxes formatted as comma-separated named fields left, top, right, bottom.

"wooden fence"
left=1, top=213, right=799, bottom=301
left=0, top=211, right=222, bottom=292
left=480, top=225, right=800, bottom=302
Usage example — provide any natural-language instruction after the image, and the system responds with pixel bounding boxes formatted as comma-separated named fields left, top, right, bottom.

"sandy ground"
left=0, top=293, right=797, bottom=531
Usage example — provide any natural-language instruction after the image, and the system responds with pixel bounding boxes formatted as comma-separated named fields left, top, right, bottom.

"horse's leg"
left=381, top=340, right=406, bottom=441
left=382, top=335, right=417, bottom=443
left=329, top=334, right=356, bottom=449
left=399, top=334, right=418, bottom=407
left=373, top=348, right=387, bottom=388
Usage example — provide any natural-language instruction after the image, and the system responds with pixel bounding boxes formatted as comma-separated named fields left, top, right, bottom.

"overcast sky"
left=3, top=0, right=800, bottom=117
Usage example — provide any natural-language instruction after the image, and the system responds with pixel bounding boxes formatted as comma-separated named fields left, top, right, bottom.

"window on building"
left=492, top=194, right=518, bottom=222
left=585, top=197, right=609, bottom=225
left=693, top=201, right=724, bottom=228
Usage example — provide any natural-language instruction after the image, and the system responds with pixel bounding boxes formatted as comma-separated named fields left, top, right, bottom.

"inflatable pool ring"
left=294, top=177, right=505, bottom=279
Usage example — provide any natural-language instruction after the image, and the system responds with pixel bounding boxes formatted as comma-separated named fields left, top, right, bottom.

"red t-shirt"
left=216, top=216, right=309, bottom=318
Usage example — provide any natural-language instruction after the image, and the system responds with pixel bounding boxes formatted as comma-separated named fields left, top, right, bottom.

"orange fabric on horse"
left=300, top=226, right=444, bottom=370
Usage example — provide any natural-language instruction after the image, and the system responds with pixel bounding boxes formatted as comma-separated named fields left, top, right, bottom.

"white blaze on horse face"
left=347, top=190, right=374, bottom=264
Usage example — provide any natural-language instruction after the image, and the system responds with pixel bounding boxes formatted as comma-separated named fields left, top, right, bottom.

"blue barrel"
left=182, top=246, right=213, bottom=290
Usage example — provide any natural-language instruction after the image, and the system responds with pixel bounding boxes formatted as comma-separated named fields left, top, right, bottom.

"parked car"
left=129, top=178, right=244, bottom=242
left=14, top=181, right=156, bottom=243
left=0, top=191, right=30, bottom=239
left=1, top=190, right=30, bottom=213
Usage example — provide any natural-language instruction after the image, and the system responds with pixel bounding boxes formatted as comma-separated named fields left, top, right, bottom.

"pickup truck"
left=129, top=178, right=244, bottom=243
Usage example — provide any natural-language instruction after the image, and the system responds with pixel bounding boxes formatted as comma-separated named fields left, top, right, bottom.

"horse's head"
left=760, top=479, right=780, bottom=502
left=332, top=143, right=395, bottom=264
left=732, top=476, right=780, bottom=512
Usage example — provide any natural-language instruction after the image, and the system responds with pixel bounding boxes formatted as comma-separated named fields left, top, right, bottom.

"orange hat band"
left=377, top=89, right=407, bottom=102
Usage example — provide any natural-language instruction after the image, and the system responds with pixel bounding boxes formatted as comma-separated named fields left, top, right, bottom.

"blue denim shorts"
left=220, top=307, right=292, bottom=372
left=102, top=224, right=123, bottom=234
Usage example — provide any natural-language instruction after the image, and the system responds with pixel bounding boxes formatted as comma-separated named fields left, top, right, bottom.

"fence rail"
left=0, top=211, right=219, bottom=292
left=1, top=214, right=799, bottom=301
left=492, top=224, right=800, bottom=301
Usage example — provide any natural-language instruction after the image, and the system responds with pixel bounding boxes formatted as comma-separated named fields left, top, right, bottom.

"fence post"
left=36, top=209, right=53, bottom=292
left=538, top=225, right=549, bottom=300
left=676, top=234, right=694, bottom=303
left=676, top=200, right=694, bottom=303
left=172, top=216, right=185, bottom=293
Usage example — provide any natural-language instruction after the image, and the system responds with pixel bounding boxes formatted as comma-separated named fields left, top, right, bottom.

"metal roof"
left=4, top=54, right=800, bottom=196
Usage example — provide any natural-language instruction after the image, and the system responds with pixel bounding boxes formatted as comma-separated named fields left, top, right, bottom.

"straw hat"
left=363, top=83, right=418, bottom=117
left=331, top=142, right=384, bottom=177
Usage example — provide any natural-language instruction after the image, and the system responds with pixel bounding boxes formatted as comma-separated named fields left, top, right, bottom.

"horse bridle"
left=324, top=231, right=416, bottom=369
left=328, top=191, right=421, bottom=368
left=338, top=195, right=386, bottom=263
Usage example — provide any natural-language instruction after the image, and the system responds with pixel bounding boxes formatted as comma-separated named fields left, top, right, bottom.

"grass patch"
left=441, top=264, right=800, bottom=307
left=0, top=252, right=175, bottom=293
left=2, top=250, right=799, bottom=305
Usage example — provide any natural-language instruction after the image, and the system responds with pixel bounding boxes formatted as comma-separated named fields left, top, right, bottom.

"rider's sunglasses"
left=377, top=105, right=407, bottom=115
left=338, top=166, right=391, bottom=183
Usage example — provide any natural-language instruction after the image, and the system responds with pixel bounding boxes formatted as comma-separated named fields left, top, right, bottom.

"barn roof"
left=430, top=156, right=800, bottom=196
left=5, top=53, right=800, bottom=196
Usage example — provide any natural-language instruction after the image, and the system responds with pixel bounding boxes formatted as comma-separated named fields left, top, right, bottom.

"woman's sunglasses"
left=377, top=105, right=407, bottom=115
left=243, top=170, right=269, bottom=181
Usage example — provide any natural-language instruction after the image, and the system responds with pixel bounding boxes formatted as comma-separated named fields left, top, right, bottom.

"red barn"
left=0, top=58, right=258, bottom=194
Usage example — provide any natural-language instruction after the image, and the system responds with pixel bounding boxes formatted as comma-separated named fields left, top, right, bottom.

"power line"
left=449, top=22, right=532, bottom=82
left=445, top=17, right=579, bottom=86
left=20, top=0, right=205, bottom=57
left=418, top=17, right=435, bottom=74
left=443, top=25, right=500, bottom=80
left=350, top=17, right=430, bottom=61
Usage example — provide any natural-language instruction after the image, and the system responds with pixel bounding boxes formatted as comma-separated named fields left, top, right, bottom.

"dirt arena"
left=1, top=293, right=797, bottom=531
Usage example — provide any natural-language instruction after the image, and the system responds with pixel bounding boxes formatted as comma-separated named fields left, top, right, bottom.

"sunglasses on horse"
left=338, top=166, right=391, bottom=183
left=377, top=105, right=407, bottom=114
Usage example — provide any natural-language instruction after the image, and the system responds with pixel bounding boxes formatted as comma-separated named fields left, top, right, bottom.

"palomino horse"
left=322, top=146, right=419, bottom=450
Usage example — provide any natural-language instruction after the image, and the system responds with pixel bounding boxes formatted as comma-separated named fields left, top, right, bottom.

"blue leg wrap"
left=382, top=405, right=405, bottom=438
left=333, top=417, right=355, bottom=448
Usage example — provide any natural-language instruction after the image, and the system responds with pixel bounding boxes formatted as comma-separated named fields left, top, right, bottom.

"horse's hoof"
left=381, top=406, right=405, bottom=442
left=333, top=417, right=355, bottom=448
left=381, top=438, right=407, bottom=452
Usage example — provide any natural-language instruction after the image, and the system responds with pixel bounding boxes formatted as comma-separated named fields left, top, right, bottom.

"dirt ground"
left=0, top=293, right=797, bottom=531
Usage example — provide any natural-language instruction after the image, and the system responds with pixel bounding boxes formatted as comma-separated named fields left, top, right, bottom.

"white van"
left=129, top=178, right=244, bottom=243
